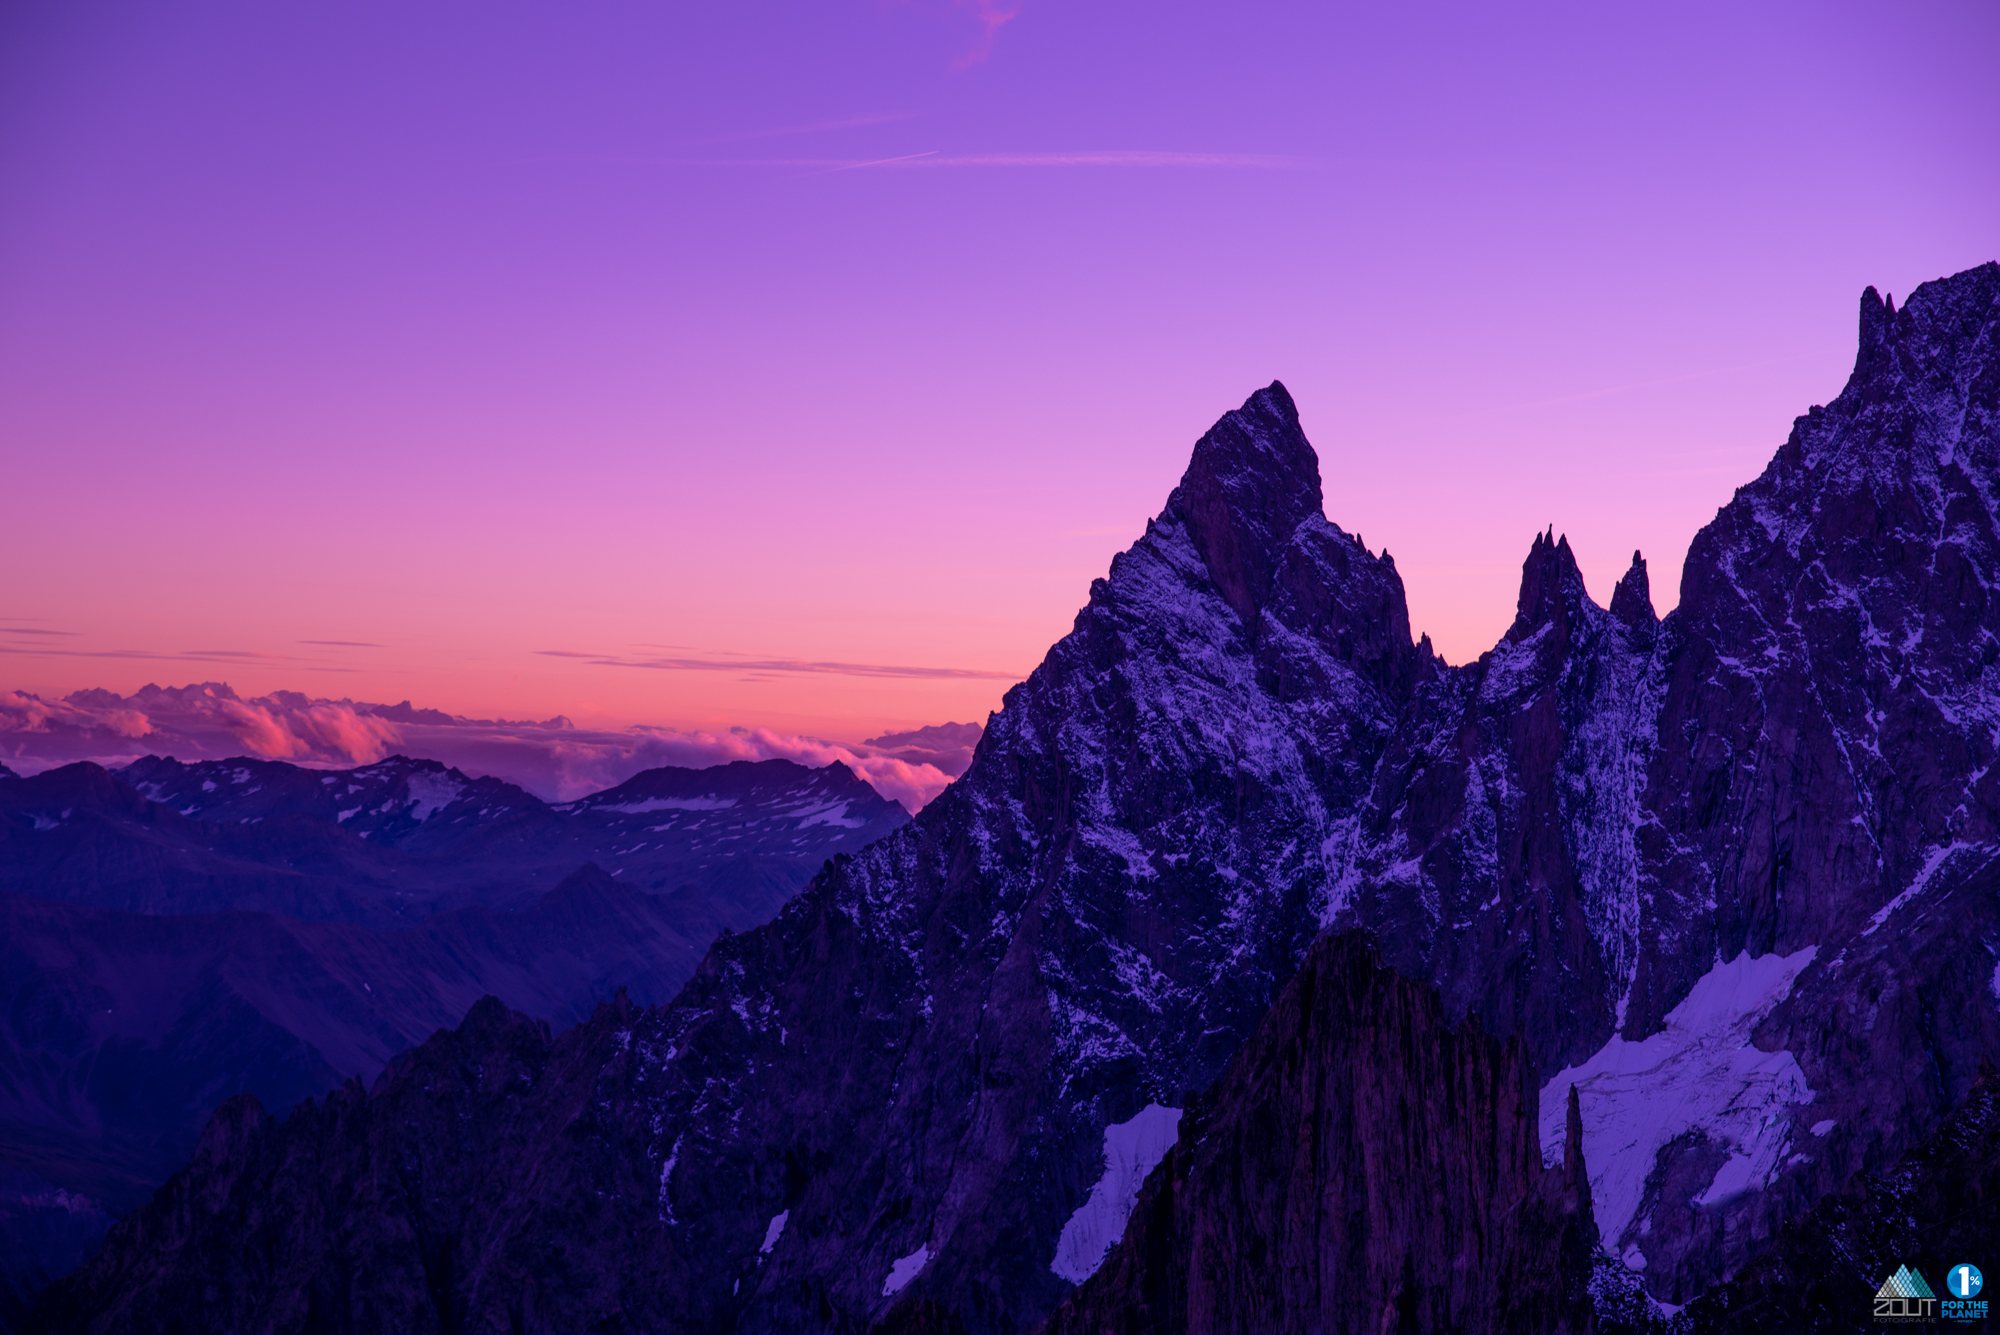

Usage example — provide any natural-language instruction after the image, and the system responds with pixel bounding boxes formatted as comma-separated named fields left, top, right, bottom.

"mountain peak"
left=1851, top=263, right=2000, bottom=392
left=1855, top=284, right=1896, bottom=381
left=1609, top=549, right=1657, bottom=631
left=1506, top=528, right=1589, bottom=643
left=1163, top=380, right=1324, bottom=627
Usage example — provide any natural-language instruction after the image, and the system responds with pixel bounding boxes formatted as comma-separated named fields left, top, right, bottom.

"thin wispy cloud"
left=0, top=644, right=305, bottom=664
left=812, top=150, right=944, bottom=174
left=537, top=650, right=1023, bottom=681
left=0, top=627, right=79, bottom=637
left=299, top=640, right=386, bottom=648
left=647, top=150, right=1316, bottom=172
left=878, top=151, right=1315, bottom=170
left=715, top=112, right=912, bottom=143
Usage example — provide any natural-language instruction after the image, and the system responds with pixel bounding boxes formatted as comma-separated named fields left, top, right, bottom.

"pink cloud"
left=0, top=690, right=151, bottom=739
left=863, top=721, right=982, bottom=775
left=952, top=0, right=1021, bottom=67
left=0, top=682, right=975, bottom=811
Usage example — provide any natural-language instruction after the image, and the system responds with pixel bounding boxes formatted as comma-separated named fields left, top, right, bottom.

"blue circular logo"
left=1947, top=1263, right=1983, bottom=1299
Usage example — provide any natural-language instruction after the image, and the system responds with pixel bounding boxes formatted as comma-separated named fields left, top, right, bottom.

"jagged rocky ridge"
left=1038, top=931, right=1597, bottom=1335
left=33, top=262, right=2000, bottom=1331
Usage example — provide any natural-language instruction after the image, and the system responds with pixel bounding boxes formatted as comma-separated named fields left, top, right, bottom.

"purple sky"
left=3, top=0, right=1996, bottom=747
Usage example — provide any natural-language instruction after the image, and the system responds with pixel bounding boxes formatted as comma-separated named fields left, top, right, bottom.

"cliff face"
left=29, top=940, right=1599, bottom=1335
left=31, top=264, right=2000, bottom=1332
left=1039, top=932, right=1597, bottom=1335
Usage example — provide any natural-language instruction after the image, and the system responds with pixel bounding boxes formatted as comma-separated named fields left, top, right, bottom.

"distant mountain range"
left=0, top=753, right=909, bottom=1324
left=2, top=752, right=907, bottom=925
left=0, top=682, right=981, bottom=810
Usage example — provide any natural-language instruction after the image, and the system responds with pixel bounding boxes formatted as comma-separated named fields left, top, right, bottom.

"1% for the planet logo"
left=1942, top=1263, right=1986, bottom=1324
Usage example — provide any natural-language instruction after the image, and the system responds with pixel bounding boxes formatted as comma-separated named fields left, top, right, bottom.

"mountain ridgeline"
left=31, top=262, right=2000, bottom=1332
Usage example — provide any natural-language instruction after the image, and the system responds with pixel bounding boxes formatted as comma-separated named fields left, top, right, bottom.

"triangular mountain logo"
left=1876, top=1265, right=1935, bottom=1299
left=1874, top=1265, right=1939, bottom=1321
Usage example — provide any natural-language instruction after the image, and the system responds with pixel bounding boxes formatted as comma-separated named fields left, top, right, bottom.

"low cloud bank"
left=862, top=722, right=984, bottom=776
left=0, top=683, right=981, bottom=810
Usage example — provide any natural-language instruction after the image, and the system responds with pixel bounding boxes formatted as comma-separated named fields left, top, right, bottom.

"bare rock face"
left=1039, top=932, right=1597, bottom=1335
left=30, top=263, right=2000, bottom=1332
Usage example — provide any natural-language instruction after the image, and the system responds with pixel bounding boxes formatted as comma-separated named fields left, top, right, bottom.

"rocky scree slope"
left=1038, top=931, right=1598, bottom=1335
left=35, top=262, right=2000, bottom=1331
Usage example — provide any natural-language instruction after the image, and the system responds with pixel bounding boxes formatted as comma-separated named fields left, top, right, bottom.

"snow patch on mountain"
left=1560, top=615, right=1660, bottom=1002
left=1539, top=946, right=1818, bottom=1249
left=760, top=1209, right=788, bottom=1255
left=1051, top=1103, right=1183, bottom=1283
left=1862, top=840, right=1973, bottom=937
left=595, top=795, right=736, bottom=814
left=792, top=799, right=863, bottom=828
left=404, top=771, right=464, bottom=822
left=882, top=1244, right=930, bottom=1296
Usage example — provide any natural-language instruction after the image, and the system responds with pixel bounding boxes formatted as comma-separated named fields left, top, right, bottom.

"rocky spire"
left=1163, top=381, right=1324, bottom=629
left=1562, top=1084, right=1591, bottom=1220
left=1854, top=284, right=1900, bottom=382
left=1609, top=549, right=1656, bottom=633
left=1505, top=528, right=1589, bottom=644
